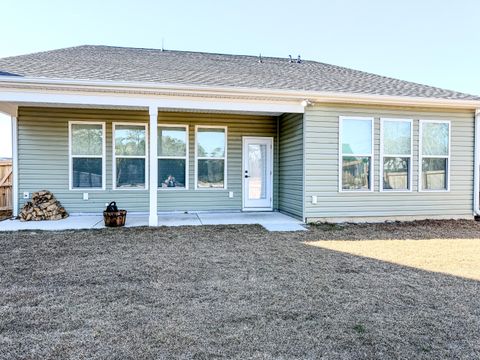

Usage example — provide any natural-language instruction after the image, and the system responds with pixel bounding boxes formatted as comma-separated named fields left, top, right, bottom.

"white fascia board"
left=0, top=89, right=305, bottom=114
left=0, top=75, right=479, bottom=109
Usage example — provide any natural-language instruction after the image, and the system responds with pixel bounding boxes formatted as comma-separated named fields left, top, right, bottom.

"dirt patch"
left=0, top=220, right=480, bottom=359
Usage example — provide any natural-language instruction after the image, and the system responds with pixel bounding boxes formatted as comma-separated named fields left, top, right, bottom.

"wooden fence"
left=0, top=160, right=12, bottom=211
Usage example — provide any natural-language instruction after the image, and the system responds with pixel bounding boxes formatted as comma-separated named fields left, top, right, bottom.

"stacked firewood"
left=20, top=190, right=68, bottom=221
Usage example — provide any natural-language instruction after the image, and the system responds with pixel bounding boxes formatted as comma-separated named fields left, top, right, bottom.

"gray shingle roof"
left=0, top=45, right=478, bottom=101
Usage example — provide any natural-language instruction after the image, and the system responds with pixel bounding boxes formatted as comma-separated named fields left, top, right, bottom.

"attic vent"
left=288, top=55, right=302, bottom=63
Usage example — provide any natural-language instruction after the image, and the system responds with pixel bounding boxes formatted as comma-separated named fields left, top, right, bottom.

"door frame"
left=242, top=136, right=274, bottom=211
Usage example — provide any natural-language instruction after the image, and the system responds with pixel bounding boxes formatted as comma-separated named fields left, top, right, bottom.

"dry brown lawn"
left=1, top=219, right=480, bottom=359
left=307, top=238, right=480, bottom=281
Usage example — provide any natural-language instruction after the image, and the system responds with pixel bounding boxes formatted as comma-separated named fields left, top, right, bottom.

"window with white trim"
left=381, top=119, right=412, bottom=191
left=69, top=122, right=105, bottom=189
left=113, top=123, right=147, bottom=189
left=339, top=117, right=373, bottom=191
left=158, top=125, right=188, bottom=189
left=420, top=120, right=450, bottom=191
left=196, top=126, right=227, bottom=189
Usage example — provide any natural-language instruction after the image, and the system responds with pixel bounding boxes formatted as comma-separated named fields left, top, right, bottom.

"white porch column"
left=11, top=113, right=18, bottom=217
left=148, top=105, right=158, bottom=226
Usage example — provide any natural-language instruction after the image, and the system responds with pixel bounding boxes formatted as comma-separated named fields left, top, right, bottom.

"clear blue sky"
left=1, top=0, right=479, bottom=157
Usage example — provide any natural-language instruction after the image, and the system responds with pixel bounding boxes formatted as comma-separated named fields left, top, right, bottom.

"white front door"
left=242, top=137, right=273, bottom=210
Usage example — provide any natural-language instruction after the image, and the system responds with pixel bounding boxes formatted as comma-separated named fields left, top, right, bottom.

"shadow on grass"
left=305, top=219, right=480, bottom=241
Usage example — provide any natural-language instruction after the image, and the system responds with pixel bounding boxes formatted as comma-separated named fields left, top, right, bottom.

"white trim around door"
left=242, top=137, right=274, bottom=211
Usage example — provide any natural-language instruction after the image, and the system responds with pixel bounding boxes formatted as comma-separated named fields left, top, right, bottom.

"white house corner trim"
left=148, top=106, right=158, bottom=226
left=474, top=109, right=480, bottom=215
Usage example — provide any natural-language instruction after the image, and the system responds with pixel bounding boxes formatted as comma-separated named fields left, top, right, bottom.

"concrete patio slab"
left=198, top=212, right=306, bottom=231
left=262, top=223, right=307, bottom=232
left=198, top=211, right=292, bottom=224
left=157, top=213, right=202, bottom=226
left=90, top=213, right=201, bottom=228
left=0, top=215, right=103, bottom=231
left=0, top=212, right=305, bottom=232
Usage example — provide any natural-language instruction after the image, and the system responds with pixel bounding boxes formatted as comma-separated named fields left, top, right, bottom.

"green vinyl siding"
left=304, top=104, right=475, bottom=221
left=155, top=112, right=278, bottom=212
left=278, top=113, right=304, bottom=219
left=18, top=107, right=149, bottom=213
left=17, top=107, right=278, bottom=213
left=19, top=104, right=475, bottom=221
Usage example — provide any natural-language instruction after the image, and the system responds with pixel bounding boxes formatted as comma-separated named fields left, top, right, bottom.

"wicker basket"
left=103, top=210, right=127, bottom=227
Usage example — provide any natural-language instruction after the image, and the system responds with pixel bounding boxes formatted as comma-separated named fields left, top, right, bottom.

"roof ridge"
left=77, top=44, right=313, bottom=63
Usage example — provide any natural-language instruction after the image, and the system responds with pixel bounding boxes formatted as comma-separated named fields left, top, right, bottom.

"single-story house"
left=0, top=45, right=479, bottom=225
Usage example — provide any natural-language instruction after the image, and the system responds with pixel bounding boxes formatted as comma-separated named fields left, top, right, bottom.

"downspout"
left=302, top=112, right=306, bottom=223
left=301, top=100, right=311, bottom=223
left=276, top=116, right=280, bottom=211
left=474, top=109, right=480, bottom=216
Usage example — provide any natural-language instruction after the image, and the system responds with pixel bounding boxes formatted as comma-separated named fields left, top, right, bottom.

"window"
left=196, top=126, right=227, bottom=189
left=339, top=117, right=373, bottom=191
left=158, top=125, right=188, bottom=189
left=113, top=123, right=147, bottom=189
left=69, top=122, right=105, bottom=190
left=420, top=120, right=450, bottom=191
left=381, top=119, right=412, bottom=191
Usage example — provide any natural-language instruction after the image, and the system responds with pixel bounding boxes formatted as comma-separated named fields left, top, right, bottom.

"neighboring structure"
left=0, top=45, right=479, bottom=224
left=0, top=159, right=12, bottom=213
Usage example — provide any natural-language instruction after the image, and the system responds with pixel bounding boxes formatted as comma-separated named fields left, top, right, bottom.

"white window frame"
left=69, top=121, right=106, bottom=191
left=338, top=116, right=374, bottom=192
left=112, top=122, right=148, bottom=191
left=158, top=124, right=189, bottom=190
left=380, top=118, right=413, bottom=192
left=419, top=119, right=451, bottom=192
left=195, top=125, right=228, bottom=190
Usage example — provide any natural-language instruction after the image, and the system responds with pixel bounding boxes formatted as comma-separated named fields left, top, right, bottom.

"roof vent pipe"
left=288, top=55, right=294, bottom=63
left=297, top=55, right=302, bottom=63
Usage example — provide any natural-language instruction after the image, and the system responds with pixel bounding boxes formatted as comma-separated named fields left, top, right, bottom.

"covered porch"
left=0, top=81, right=306, bottom=227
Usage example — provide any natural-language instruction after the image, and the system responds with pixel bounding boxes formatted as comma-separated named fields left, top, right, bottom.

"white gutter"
left=0, top=90, right=305, bottom=114
left=474, top=108, right=480, bottom=216
left=0, top=75, right=479, bottom=110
